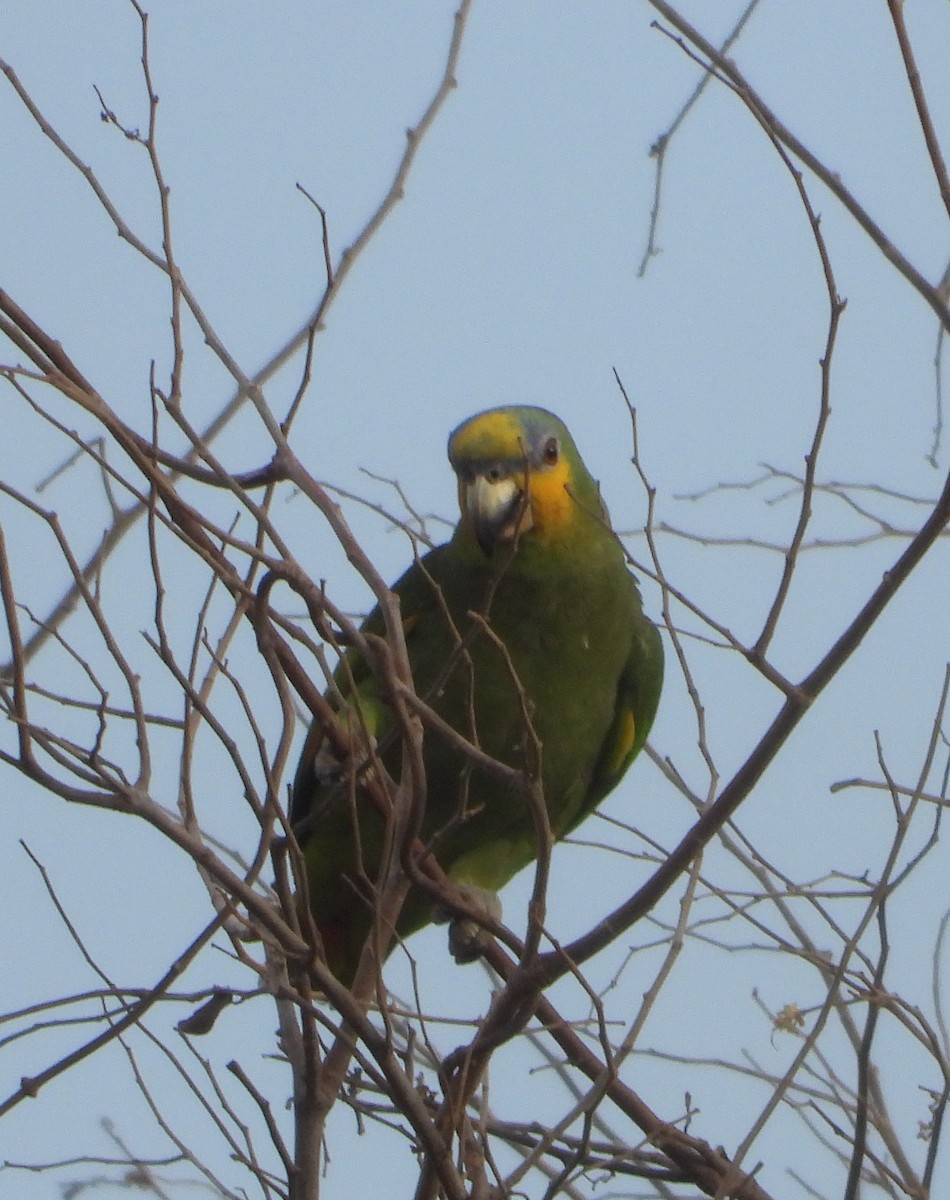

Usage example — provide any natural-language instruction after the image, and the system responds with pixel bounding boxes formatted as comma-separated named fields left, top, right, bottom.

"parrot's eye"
left=542, top=437, right=559, bottom=465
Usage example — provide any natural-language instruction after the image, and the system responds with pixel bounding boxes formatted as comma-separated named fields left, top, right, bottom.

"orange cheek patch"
left=528, top=461, right=573, bottom=533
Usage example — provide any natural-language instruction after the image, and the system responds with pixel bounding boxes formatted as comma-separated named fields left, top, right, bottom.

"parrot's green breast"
left=291, top=407, right=663, bottom=983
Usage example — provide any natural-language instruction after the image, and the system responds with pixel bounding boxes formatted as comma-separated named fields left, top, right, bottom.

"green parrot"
left=290, top=406, right=663, bottom=983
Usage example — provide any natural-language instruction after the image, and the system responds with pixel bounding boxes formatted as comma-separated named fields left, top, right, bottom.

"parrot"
left=290, top=406, right=663, bottom=984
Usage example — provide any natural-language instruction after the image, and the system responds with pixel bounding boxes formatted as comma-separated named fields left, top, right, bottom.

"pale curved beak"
left=463, top=474, right=532, bottom=556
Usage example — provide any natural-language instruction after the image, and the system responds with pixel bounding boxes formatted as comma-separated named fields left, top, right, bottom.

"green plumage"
left=291, top=407, right=663, bottom=982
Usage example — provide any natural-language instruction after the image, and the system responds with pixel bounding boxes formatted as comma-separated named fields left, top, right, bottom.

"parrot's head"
left=448, top=406, right=607, bottom=558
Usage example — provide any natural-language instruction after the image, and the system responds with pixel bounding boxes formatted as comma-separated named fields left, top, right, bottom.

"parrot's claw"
left=434, top=884, right=503, bottom=965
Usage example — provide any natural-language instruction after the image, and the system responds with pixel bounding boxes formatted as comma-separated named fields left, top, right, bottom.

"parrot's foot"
left=434, top=884, right=503, bottom=965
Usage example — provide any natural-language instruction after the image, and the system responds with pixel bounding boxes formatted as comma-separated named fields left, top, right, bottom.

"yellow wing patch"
left=604, top=707, right=637, bottom=779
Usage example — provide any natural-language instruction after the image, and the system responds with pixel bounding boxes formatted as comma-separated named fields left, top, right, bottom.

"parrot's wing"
left=581, top=611, right=664, bottom=822
left=289, top=549, right=447, bottom=837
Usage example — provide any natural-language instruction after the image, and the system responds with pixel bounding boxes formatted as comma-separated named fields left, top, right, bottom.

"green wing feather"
left=584, top=608, right=664, bottom=819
